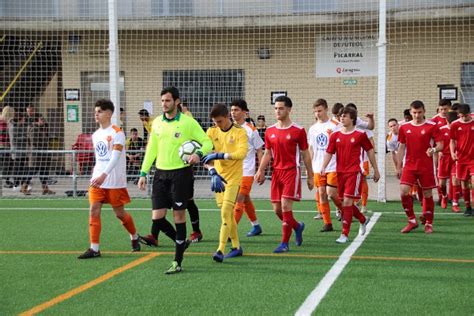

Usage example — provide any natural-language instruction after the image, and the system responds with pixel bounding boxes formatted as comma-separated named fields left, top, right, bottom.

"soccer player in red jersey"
left=321, top=107, right=380, bottom=243
left=397, top=100, right=443, bottom=234
left=255, top=96, right=313, bottom=253
left=449, top=103, right=474, bottom=216
left=437, top=111, right=459, bottom=210
left=431, top=99, right=451, bottom=127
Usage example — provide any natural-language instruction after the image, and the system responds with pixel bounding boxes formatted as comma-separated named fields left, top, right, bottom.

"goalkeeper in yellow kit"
left=203, top=103, right=248, bottom=263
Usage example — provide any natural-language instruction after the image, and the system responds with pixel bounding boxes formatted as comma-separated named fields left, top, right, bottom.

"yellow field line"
left=2, top=250, right=473, bottom=264
left=19, top=253, right=158, bottom=316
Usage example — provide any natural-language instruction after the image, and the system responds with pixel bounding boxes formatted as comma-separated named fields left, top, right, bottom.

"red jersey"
left=398, top=120, right=441, bottom=172
left=439, top=125, right=451, bottom=155
left=431, top=114, right=447, bottom=127
left=449, top=119, right=474, bottom=164
left=326, top=129, right=373, bottom=173
left=265, top=123, right=308, bottom=170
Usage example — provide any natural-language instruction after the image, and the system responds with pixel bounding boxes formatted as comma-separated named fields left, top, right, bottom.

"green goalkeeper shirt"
left=140, top=112, right=212, bottom=172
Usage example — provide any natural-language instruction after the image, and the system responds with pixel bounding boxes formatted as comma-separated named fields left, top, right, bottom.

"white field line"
left=295, top=212, right=382, bottom=316
left=0, top=207, right=462, bottom=217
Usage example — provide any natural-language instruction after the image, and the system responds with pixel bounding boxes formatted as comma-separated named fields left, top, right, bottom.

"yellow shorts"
left=88, top=187, right=131, bottom=207
left=314, top=172, right=338, bottom=188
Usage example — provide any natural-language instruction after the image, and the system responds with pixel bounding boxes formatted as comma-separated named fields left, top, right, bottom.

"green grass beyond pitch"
left=0, top=199, right=473, bottom=315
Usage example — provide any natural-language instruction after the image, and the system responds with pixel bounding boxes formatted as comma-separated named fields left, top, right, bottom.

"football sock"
left=219, top=199, right=238, bottom=252
left=151, top=219, right=161, bottom=239
left=453, top=185, right=461, bottom=204
left=281, top=212, right=293, bottom=243
left=174, top=223, right=186, bottom=266
left=315, top=191, right=321, bottom=215
left=440, top=185, right=447, bottom=197
left=187, top=199, right=201, bottom=233
left=361, top=178, right=368, bottom=207
left=463, top=188, right=471, bottom=208
left=89, top=215, right=101, bottom=244
left=244, top=200, right=257, bottom=222
left=152, top=218, right=176, bottom=241
left=352, top=204, right=366, bottom=223
left=321, top=202, right=332, bottom=225
left=417, top=185, right=424, bottom=201
left=251, top=220, right=260, bottom=226
left=234, top=202, right=245, bottom=224
left=423, top=196, right=434, bottom=224
left=401, top=194, right=416, bottom=222
left=341, top=206, right=354, bottom=236
left=117, top=212, right=137, bottom=235
left=91, top=243, right=99, bottom=252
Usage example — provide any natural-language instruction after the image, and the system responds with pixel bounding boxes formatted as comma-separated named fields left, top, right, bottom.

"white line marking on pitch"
left=295, top=212, right=382, bottom=316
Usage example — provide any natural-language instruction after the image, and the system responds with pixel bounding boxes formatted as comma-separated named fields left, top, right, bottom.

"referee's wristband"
left=196, top=150, right=203, bottom=158
left=139, top=171, right=147, bottom=177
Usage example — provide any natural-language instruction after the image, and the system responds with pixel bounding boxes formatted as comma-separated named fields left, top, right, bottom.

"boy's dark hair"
left=230, top=99, right=249, bottom=112
left=313, top=98, right=328, bottom=109
left=274, top=96, right=292, bottom=108
left=345, top=103, right=358, bottom=111
left=403, top=109, right=411, bottom=117
left=451, top=103, right=460, bottom=112
left=439, top=99, right=452, bottom=107
left=410, top=100, right=425, bottom=110
left=457, top=103, right=471, bottom=115
left=138, top=109, right=149, bottom=117
left=257, top=115, right=265, bottom=121
left=342, top=107, right=357, bottom=125
left=130, top=128, right=138, bottom=133
left=388, top=118, right=398, bottom=124
left=161, top=86, right=180, bottom=100
left=120, top=107, right=124, bottom=112
left=210, top=103, right=229, bottom=118
left=95, top=99, right=115, bottom=112
left=332, top=103, right=344, bottom=115
left=447, top=111, right=459, bottom=124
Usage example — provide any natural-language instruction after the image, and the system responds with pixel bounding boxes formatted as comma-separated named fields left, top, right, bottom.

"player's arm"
left=367, top=148, right=380, bottom=182
left=301, top=149, right=314, bottom=190
left=202, top=129, right=248, bottom=163
left=255, top=148, right=272, bottom=185
left=450, top=139, right=458, bottom=161
left=426, top=141, right=443, bottom=157
left=391, top=151, right=399, bottom=169
left=396, top=143, right=405, bottom=179
left=188, top=119, right=213, bottom=165
left=90, top=141, right=123, bottom=188
left=138, top=130, right=158, bottom=190
left=366, top=113, right=375, bottom=130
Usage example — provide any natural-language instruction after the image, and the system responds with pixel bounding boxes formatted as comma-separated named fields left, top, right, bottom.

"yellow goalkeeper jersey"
left=206, top=123, right=248, bottom=185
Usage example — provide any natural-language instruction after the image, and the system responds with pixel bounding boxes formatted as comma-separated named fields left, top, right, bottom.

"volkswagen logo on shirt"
left=96, top=141, right=108, bottom=157
left=316, top=133, right=328, bottom=149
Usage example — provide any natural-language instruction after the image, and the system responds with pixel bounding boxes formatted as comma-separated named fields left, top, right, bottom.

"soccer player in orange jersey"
left=78, top=99, right=141, bottom=259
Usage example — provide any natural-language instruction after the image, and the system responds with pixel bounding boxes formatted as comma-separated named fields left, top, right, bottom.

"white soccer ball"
left=179, top=140, right=201, bottom=163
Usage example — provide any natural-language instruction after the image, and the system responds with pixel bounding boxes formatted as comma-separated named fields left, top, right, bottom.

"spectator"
left=26, top=104, right=37, bottom=125
left=29, top=114, right=55, bottom=195
left=180, top=101, right=194, bottom=118
left=245, top=111, right=256, bottom=127
left=138, top=109, right=153, bottom=142
left=0, top=106, right=15, bottom=188
left=10, top=111, right=31, bottom=195
left=256, top=115, right=267, bottom=142
left=126, top=128, right=145, bottom=184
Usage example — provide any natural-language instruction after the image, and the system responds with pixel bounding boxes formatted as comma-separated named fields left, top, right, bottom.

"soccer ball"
left=179, top=140, right=201, bottom=163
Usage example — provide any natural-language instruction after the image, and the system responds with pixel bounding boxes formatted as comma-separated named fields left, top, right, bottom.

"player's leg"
left=327, top=172, right=342, bottom=221
left=318, top=181, right=333, bottom=232
left=234, top=177, right=246, bottom=224
left=400, top=169, right=419, bottom=233
left=164, top=209, right=186, bottom=274
left=107, top=188, right=139, bottom=251
left=281, top=168, right=304, bottom=246
left=223, top=185, right=243, bottom=259
left=239, top=176, right=262, bottom=236
left=313, top=173, right=323, bottom=220
left=79, top=187, right=104, bottom=259
left=452, top=169, right=461, bottom=213
left=187, top=199, right=203, bottom=242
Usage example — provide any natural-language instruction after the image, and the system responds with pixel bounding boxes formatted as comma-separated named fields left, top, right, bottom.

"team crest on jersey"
left=271, top=134, right=276, bottom=138
left=421, top=129, right=425, bottom=135
left=350, top=137, right=355, bottom=143
left=406, top=130, right=412, bottom=133
left=96, top=141, right=108, bottom=157
left=336, top=138, right=341, bottom=142
left=458, top=127, right=462, bottom=131
left=316, top=133, right=329, bottom=148
left=286, top=134, right=291, bottom=140
left=229, top=136, right=235, bottom=143
left=174, top=132, right=181, bottom=138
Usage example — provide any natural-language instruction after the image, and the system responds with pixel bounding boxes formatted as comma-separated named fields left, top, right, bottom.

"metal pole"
left=377, top=0, right=387, bottom=202
left=108, top=0, right=120, bottom=125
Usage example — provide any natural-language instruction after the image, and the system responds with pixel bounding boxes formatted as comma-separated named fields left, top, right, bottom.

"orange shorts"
left=314, top=172, right=338, bottom=188
left=239, top=176, right=254, bottom=196
left=88, top=187, right=131, bottom=207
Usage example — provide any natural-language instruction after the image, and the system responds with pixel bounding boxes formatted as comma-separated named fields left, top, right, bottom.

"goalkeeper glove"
left=202, top=152, right=226, bottom=164
left=209, top=168, right=227, bottom=193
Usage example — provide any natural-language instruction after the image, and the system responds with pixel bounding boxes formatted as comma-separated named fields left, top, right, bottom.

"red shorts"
left=88, top=187, right=131, bottom=207
left=456, top=161, right=474, bottom=181
left=400, top=168, right=437, bottom=190
left=239, top=176, right=254, bottom=196
left=337, top=172, right=364, bottom=199
left=271, top=168, right=301, bottom=202
left=314, top=172, right=338, bottom=188
left=437, top=155, right=454, bottom=179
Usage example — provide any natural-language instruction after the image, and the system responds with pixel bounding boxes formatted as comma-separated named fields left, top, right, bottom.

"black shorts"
left=151, top=166, right=194, bottom=210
